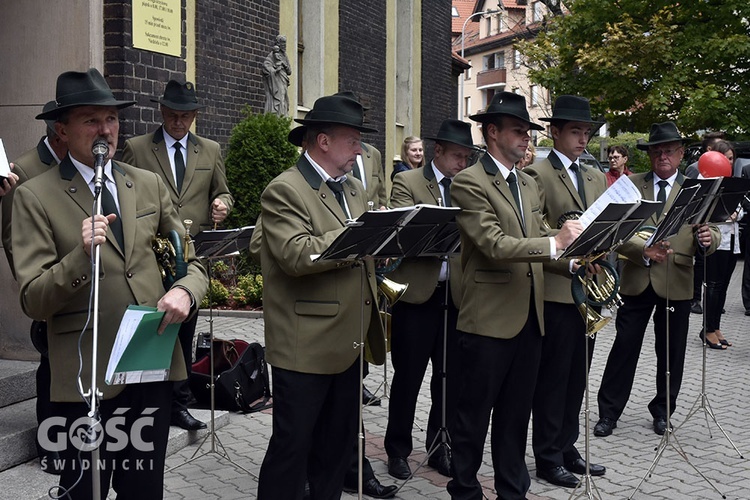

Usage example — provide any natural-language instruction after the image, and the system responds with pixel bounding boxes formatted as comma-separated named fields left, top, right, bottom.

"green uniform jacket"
left=259, top=155, right=386, bottom=374
left=388, top=164, right=462, bottom=307
left=122, top=127, right=233, bottom=236
left=12, top=157, right=208, bottom=402
left=524, top=151, right=607, bottom=304
left=2, top=137, right=58, bottom=275
left=617, top=171, right=719, bottom=300
left=451, top=154, right=552, bottom=339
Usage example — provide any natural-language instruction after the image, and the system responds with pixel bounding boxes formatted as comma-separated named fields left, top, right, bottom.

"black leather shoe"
left=387, top=456, right=411, bottom=480
left=363, top=387, right=381, bottom=406
left=653, top=416, right=671, bottom=436
left=565, top=457, right=606, bottom=477
left=745, top=309, right=750, bottom=317
left=343, top=478, right=397, bottom=498
left=171, top=409, right=207, bottom=430
left=690, top=300, right=703, bottom=314
left=427, top=445, right=451, bottom=477
left=593, top=417, right=617, bottom=437
left=536, top=466, right=580, bottom=488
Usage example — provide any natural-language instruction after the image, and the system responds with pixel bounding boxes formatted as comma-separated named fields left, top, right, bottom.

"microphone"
left=92, top=139, right=109, bottom=193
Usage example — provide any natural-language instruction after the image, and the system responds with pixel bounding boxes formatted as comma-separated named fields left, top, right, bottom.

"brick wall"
left=103, top=0, right=278, bottom=153
left=421, top=0, right=454, bottom=158
left=338, top=0, right=387, bottom=158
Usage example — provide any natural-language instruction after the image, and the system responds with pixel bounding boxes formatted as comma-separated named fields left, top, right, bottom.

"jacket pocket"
left=673, top=253, right=692, bottom=267
left=295, top=300, right=340, bottom=316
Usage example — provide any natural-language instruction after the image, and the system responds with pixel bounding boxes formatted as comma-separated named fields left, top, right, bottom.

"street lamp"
left=459, top=8, right=501, bottom=120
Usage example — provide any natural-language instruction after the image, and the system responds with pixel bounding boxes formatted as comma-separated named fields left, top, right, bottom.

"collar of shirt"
left=43, top=137, right=62, bottom=164
left=486, top=152, right=515, bottom=180
left=355, top=154, right=367, bottom=189
left=552, top=148, right=578, bottom=170
left=69, top=154, right=120, bottom=211
left=431, top=161, right=447, bottom=184
left=305, top=151, right=348, bottom=184
left=163, top=129, right=189, bottom=152
left=653, top=171, right=678, bottom=189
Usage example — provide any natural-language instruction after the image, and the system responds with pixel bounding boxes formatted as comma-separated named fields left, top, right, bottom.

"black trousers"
left=743, top=231, right=750, bottom=311
left=447, top=300, right=542, bottom=500
left=532, top=302, right=595, bottom=470
left=385, top=282, right=459, bottom=459
left=172, top=313, right=199, bottom=412
left=693, top=250, right=705, bottom=302
left=54, top=381, right=173, bottom=500
left=258, top=361, right=360, bottom=500
left=597, top=284, right=691, bottom=422
left=706, top=249, right=737, bottom=332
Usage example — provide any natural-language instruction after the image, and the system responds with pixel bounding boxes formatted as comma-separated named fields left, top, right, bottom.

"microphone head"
left=92, top=139, right=109, bottom=157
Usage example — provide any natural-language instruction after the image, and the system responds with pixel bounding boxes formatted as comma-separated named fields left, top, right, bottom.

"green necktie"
left=326, top=179, right=347, bottom=215
left=506, top=172, right=522, bottom=214
left=656, top=179, right=668, bottom=218
left=173, top=142, right=185, bottom=193
left=570, top=163, right=587, bottom=209
left=440, top=177, right=452, bottom=207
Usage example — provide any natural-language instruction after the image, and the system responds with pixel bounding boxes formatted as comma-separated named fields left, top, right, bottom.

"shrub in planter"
left=201, top=278, right=229, bottom=308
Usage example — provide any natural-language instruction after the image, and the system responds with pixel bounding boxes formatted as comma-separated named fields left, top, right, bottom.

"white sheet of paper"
left=578, top=175, right=642, bottom=229
left=0, top=139, right=11, bottom=178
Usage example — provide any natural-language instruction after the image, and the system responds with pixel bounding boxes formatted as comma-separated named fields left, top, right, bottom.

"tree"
left=518, top=0, right=750, bottom=135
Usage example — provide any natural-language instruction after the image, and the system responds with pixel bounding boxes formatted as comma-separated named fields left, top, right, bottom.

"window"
left=495, top=51, right=505, bottom=69
left=530, top=85, right=541, bottom=107
left=513, top=49, right=521, bottom=69
left=485, top=16, right=492, bottom=36
left=533, top=1, right=545, bottom=23
left=485, top=89, right=496, bottom=108
left=464, top=65, right=472, bottom=81
left=464, top=96, right=471, bottom=117
left=484, top=53, right=495, bottom=71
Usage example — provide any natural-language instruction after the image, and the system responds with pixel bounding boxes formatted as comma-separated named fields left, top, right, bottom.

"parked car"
left=533, top=147, right=606, bottom=173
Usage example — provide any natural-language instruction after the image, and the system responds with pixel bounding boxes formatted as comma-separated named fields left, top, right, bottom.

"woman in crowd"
left=517, top=143, right=536, bottom=170
left=605, top=144, right=632, bottom=186
left=392, top=136, right=424, bottom=179
left=700, top=139, right=741, bottom=349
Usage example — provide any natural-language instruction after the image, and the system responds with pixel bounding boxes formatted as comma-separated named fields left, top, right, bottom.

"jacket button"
left=365, top=299, right=371, bottom=306
left=71, top=281, right=77, bottom=287
left=81, top=275, right=88, bottom=281
left=127, top=272, right=133, bottom=278
left=527, top=272, right=532, bottom=277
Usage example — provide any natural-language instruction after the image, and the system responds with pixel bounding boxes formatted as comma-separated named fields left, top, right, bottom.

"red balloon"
left=698, top=151, right=732, bottom=178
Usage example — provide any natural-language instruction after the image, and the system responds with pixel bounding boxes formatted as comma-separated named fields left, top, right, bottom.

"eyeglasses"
left=648, top=147, right=682, bottom=157
left=608, top=155, right=623, bottom=160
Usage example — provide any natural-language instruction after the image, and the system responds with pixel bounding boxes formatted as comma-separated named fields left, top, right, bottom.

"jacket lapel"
left=549, top=151, right=584, bottom=211
left=297, top=156, right=348, bottom=225
left=152, top=127, right=180, bottom=195
left=112, top=162, right=134, bottom=260
left=422, top=165, right=442, bottom=205
left=182, top=132, right=200, bottom=195
left=481, top=155, right=525, bottom=235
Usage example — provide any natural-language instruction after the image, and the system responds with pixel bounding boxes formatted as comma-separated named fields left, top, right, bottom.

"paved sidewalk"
left=160, top=261, right=750, bottom=500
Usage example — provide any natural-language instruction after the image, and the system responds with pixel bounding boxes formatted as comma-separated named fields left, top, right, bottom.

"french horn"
left=364, top=262, right=408, bottom=364
left=152, top=219, right=192, bottom=290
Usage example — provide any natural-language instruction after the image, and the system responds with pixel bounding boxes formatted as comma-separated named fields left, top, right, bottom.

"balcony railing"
left=476, top=67, right=507, bottom=89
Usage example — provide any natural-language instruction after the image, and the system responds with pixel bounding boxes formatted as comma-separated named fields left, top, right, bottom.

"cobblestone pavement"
left=163, top=262, right=750, bottom=499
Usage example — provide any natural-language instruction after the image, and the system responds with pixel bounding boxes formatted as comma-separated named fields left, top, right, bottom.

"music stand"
left=674, top=177, right=750, bottom=459
left=560, top=200, right=662, bottom=500
left=626, top=180, right=747, bottom=499
left=317, top=206, right=459, bottom=498
left=167, top=226, right=256, bottom=476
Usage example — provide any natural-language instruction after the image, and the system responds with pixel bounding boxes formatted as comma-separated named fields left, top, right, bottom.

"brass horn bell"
left=376, top=275, right=408, bottom=306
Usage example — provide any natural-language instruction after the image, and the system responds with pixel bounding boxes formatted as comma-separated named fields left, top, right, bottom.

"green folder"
left=105, top=305, right=180, bottom=385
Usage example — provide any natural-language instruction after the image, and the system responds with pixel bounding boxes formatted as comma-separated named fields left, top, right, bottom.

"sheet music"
left=578, top=175, right=642, bottom=229
left=0, top=139, right=11, bottom=179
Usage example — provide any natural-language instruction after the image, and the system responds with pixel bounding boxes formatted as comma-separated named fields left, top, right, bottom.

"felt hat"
left=36, top=68, right=136, bottom=120
left=469, top=92, right=543, bottom=131
left=294, top=95, right=377, bottom=133
left=151, top=80, right=205, bottom=111
left=636, top=121, right=686, bottom=150
left=424, top=119, right=478, bottom=150
left=539, top=95, right=604, bottom=127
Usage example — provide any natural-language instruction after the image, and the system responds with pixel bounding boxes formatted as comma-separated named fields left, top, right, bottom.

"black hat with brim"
left=288, top=125, right=307, bottom=147
left=334, top=90, right=370, bottom=110
left=636, top=121, right=686, bottom=150
left=36, top=68, right=136, bottom=120
left=42, top=101, right=58, bottom=131
left=539, top=95, right=605, bottom=127
left=424, top=119, right=478, bottom=150
left=469, top=92, right=544, bottom=131
left=295, top=95, right=378, bottom=134
left=151, top=80, right=205, bottom=111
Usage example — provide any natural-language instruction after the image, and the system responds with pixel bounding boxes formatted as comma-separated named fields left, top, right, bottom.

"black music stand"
left=167, top=226, right=256, bottom=476
left=626, top=180, right=749, bottom=499
left=560, top=200, right=661, bottom=500
left=317, top=206, right=459, bottom=499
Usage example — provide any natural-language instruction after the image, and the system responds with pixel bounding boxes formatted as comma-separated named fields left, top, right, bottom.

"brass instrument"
left=571, top=259, right=623, bottom=336
left=364, top=265, right=408, bottom=364
left=557, top=211, right=622, bottom=336
left=152, top=219, right=191, bottom=290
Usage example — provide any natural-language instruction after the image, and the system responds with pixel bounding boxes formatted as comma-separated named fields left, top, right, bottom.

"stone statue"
left=262, top=35, right=292, bottom=116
